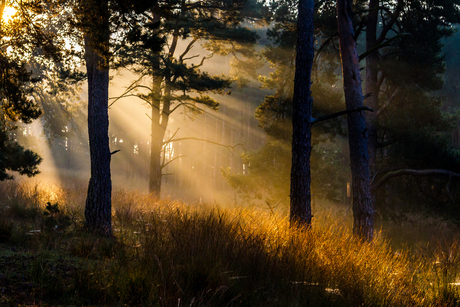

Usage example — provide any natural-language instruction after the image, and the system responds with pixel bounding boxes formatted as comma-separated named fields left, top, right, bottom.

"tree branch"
left=161, top=155, right=185, bottom=169
left=311, top=106, right=374, bottom=125
left=108, top=75, right=152, bottom=108
left=170, top=101, right=205, bottom=114
left=166, top=137, right=246, bottom=153
left=372, top=169, right=460, bottom=191
left=194, top=53, right=214, bottom=68
left=359, top=33, right=411, bottom=61
left=179, top=38, right=198, bottom=62
left=376, top=0, right=404, bottom=46
left=162, top=128, right=180, bottom=145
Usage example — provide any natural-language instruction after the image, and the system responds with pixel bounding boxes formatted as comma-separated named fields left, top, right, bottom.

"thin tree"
left=337, top=0, right=373, bottom=240
left=289, top=0, right=314, bottom=226
left=113, top=1, right=260, bottom=197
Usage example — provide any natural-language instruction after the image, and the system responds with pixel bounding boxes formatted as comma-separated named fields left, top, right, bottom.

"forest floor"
left=1, top=180, right=460, bottom=306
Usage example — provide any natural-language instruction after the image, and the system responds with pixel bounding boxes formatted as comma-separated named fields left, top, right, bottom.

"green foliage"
left=0, top=0, right=85, bottom=181
left=113, top=0, right=261, bottom=115
left=226, top=0, right=348, bottom=206
left=0, top=129, right=42, bottom=181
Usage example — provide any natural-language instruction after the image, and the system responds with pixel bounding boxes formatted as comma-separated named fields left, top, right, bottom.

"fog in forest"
left=15, top=39, right=273, bottom=205
left=8, top=18, right=460, bottom=225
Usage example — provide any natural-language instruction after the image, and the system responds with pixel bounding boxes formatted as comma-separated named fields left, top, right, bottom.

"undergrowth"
left=0, top=181, right=459, bottom=306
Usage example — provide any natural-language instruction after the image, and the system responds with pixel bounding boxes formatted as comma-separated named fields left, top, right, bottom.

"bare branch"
left=311, top=106, right=374, bottom=125
left=179, top=38, right=198, bottom=62
left=170, top=102, right=204, bottom=114
left=162, top=128, right=180, bottom=145
left=195, top=53, right=214, bottom=68
left=161, top=155, right=186, bottom=169
left=376, top=0, right=404, bottom=46
left=166, top=137, right=246, bottom=153
left=359, top=33, right=411, bottom=61
left=182, top=54, right=201, bottom=62
left=108, top=74, right=152, bottom=108
left=372, top=169, right=460, bottom=191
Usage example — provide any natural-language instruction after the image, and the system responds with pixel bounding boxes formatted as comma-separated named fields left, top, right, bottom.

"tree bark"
left=148, top=70, right=171, bottom=196
left=148, top=98, right=165, bottom=196
left=148, top=10, right=172, bottom=196
left=365, top=0, right=379, bottom=183
left=337, top=0, right=374, bottom=240
left=84, top=0, right=112, bottom=235
left=290, top=0, right=314, bottom=226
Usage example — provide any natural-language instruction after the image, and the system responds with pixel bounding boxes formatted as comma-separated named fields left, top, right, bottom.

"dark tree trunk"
left=290, top=0, right=314, bottom=226
left=84, top=0, right=112, bottom=236
left=148, top=25, right=175, bottom=196
left=149, top=100, right=167, bottom=196
left=365, top=0, right=379, bottom=184
left=337, top=0, right=374, bottom=240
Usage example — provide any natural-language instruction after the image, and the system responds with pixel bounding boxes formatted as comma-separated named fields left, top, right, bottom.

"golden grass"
left=0, top=181, right=460, bottom=306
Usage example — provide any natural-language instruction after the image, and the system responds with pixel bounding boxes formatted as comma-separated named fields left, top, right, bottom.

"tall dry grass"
left=0, top=181, right=460, bottom=306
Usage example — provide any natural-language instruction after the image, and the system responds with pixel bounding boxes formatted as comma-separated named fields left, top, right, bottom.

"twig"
left=166, top=137, right=246, bottom=153
left=372, top=169, right=460, bottom=191
left=311, top=106, right=374, bottom=125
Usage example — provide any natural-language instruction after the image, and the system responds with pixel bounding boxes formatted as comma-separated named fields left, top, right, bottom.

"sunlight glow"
left=2, top=6, right=16, bottom=23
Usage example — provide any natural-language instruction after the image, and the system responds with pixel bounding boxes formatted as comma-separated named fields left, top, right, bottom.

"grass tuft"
left=1, top=181, right=460, bottom=306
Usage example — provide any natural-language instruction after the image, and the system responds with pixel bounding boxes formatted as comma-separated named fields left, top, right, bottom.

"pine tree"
left=337, top=0, right=373, bottom=240
left=113, top=0, right=262, bottom=196
left=0, top=0, right=73, bottom=180
left=77, top=0, right=112, bottom=235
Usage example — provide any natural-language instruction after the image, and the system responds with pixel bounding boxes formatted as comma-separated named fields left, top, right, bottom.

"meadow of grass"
left=1, top=181, right=460, bottom=306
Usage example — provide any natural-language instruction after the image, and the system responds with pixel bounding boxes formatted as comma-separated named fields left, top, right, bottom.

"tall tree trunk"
left=337, top=0, right=374, bottom=240
left=84, top=0, right=112, bottom=235
left=148, top=24, right=176, bottom=196
left=290, top=0, right=314, bottom=226
left=149, top=99, right=164, bottom=196
left=365, top=0, right=379, bottom=183
left=148, top=74, right=171, bottom=196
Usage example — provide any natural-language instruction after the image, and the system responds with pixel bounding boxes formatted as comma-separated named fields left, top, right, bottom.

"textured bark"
left=148, top=12, right=172, bottom=196
left=337, top=0, right=374, bottom=240
left=148, top=98, right=167, bottom=196
left=84, top=0, right=112, bottom=235
left=148, top=72, right=171, bottom=196
left=290, top=0, right=314, bottom=226
left=365, top=0, right=379, bottom=182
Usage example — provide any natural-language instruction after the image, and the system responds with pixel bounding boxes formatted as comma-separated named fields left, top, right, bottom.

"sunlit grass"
left=1, top=181, right=460, bottom=305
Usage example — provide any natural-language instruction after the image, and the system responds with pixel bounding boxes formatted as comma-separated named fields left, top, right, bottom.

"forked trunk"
left=337, top=0, right=374, bottom=240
